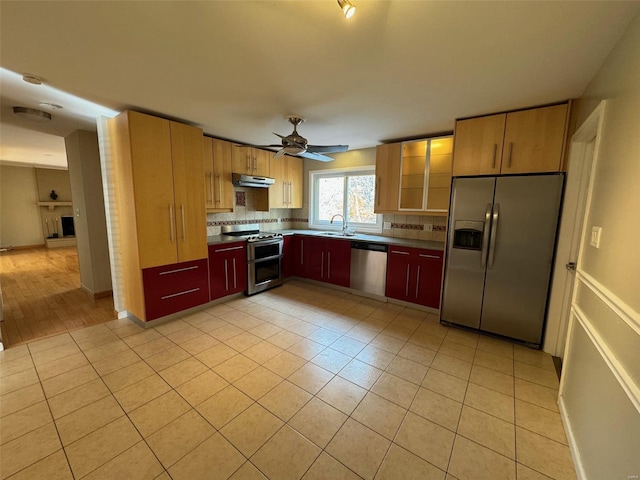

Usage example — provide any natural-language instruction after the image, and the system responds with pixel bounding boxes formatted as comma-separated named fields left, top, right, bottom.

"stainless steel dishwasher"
left=350, top=241, right=388, bottom=296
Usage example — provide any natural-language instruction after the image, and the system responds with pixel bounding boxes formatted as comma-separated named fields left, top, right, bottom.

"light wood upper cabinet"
left=452, top=103, right=569, bottom=176
left=374, top=143, right=402, bottom=213
left=269, top=155, right=303, bottom=209
left=112, top=110, right=207, bottom=270
left=170, top=122, right=207, bottom=264
left=501, top=104, right=568, bottom=174
left=375, top=137, right=452, bottom=214
left=232, top=146, right=271, bottom=177
left=452, top=114, right=505, bottom=176
left=204, top=137, right=234, bottom=211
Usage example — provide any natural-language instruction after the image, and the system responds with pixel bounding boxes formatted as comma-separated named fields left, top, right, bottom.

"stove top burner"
left=247, top=233, right=283, bottom=242
left=221, top=224, right=283, bottom=242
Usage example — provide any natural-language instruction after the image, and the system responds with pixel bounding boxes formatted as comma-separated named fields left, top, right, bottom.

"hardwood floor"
left=0, top=247, right=116, bottom=347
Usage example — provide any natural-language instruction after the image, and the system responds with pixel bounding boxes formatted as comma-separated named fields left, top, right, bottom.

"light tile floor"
left=0, top=280, right=577, bottom=480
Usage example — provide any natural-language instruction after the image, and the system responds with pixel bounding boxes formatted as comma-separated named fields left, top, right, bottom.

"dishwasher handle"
left=351, top=241, right=388, bottom=252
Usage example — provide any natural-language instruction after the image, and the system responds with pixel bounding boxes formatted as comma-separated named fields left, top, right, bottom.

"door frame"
left=543, top=101, right=606, bottom=356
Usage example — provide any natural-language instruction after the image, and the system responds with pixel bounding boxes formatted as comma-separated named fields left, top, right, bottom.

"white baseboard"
left=558, top=395, right=587, bottom=480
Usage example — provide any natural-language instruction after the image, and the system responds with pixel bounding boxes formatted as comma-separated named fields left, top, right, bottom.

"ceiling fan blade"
left=244, top=145, right=283, bottom=148
left=273, top=148, right=286, bottom=159
left=306, top=144, right=349, bottom=154
left=297, top=151, right=335, bottom=162
left=273, top=132, right=286, bottom=139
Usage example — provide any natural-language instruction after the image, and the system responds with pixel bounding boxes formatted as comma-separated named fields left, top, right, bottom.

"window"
left=309, top=166, right=382, bottom=233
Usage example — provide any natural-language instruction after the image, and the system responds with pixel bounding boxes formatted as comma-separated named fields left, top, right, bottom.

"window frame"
left=309, top=166, right=382, bottom=234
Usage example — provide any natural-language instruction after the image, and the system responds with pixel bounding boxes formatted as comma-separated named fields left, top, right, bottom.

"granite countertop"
left=207, top=229, right=444, bottom=251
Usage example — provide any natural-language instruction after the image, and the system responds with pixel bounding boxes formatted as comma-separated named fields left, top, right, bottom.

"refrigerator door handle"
left=487, top=203, right=500, bottom=269
left=481, top=203, right=492, bottom=268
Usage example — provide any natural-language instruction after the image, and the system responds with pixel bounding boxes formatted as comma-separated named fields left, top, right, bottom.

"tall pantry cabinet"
left=110, top=110, right=209, bottom=321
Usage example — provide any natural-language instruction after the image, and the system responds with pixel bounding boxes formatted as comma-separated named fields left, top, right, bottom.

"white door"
left=544, top=101, right=606, bottom=357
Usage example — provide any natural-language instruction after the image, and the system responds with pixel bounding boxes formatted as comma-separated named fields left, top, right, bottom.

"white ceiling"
left=1, top=1, right=639, bottom=168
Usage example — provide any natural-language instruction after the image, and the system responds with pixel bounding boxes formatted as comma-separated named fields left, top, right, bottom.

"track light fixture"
left=337, top=0, right=356, bottom=19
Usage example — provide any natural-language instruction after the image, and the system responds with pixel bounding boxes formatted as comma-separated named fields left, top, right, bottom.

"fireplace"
left=61, top=216, right=75, bottom=237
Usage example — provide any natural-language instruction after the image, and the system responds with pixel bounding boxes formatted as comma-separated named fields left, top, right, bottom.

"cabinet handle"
left=419, top=254, right=440, bottom=259
left=216, top=174, right=222, bottom=203
left=376, top=177, right=381, bottom=206
left=224, top=259, right=229, bottom=291
left=181, top=204, right=186, bottom=241
left=232, top=258, right=237, bottom=289
left=391, top=250, right=409, bottom=255
left=288, top=182, right=292, bottom=205
left=301, top=240, right=304, bottom=265
left=215, top=245, right=244, bottom=253
left=328, top=252, right=331, bottom=278
left=283, top=181, right=287, bottom=205
left=161, top=287, right=199, bottom=300
left=415, top=265, right=420, bottom=298
left=159, top=265, right=198, bottom=275
left=246, top=154, right=251, bottom=172
left=507, top=142, right=513, bottom=168
left=405, top=265, right=410, bottom=297
left=207, top=173, right=213, bottom=204
left=253, top=156, right=257, bottom=172
left=492, top=144, right=497, bottom=169
left=321, top=251, right=324, bottom=278
left=169, top=204, right=175, bottom=243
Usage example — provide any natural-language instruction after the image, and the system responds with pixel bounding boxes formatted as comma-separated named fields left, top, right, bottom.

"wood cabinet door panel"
left=375, top=143, right=401, bottom=212
left=128, top=111, right=177, bottom=269
left=269, top=155, right=286, bottom=208
left=288, top=156, right=304, bottom=208
left=282, top=235, right=295, bottom=278
left=254, top=149, right=271, bottom=177
left=212, top=139, right=234, bottom=210
left=502, top=104, right=568, bottom=174
left=170, top=122, right=207, bottom=263
left=232, top=146, right=252, bottom=174
left=203, top=137, right=215, bottom=209
left=452, top=114, right=506, bottom=177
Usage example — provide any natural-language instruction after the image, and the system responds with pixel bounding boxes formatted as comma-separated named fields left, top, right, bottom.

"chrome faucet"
left=330, top=214, right=347, bottom=234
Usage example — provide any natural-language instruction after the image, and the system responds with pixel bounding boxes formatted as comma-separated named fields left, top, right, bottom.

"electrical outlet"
left=383, top=222, right=391, bottom=230
left=590, top=226, right=602, bottom=248
left=424, top=224, right=433, bottom=232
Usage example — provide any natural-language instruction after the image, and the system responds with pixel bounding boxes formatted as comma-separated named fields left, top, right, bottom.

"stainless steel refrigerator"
left=441, top=174, right=563, bottom=346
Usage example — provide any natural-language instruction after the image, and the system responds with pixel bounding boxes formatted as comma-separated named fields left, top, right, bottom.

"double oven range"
left=221, top=224, right=284, bottom=295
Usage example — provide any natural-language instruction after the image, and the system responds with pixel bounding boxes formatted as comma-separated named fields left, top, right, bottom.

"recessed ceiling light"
left=13, top=106, right=52, bottom=122
left=39, top=102, right=64, bottom=110
left=22, top=74, right=43, bottom=85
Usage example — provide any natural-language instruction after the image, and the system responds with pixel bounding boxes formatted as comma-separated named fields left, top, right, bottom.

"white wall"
left=0, top=165, right=43, bottom=247
left=65, top=130, right=112, bottom=296
left=560, top=10, right=640, bottom=480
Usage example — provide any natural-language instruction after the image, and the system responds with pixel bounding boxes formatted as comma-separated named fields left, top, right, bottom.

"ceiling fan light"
left=337, top=0, right=356, bottom=19
left=12, top=106, right=52, bottom=122
left=284, top=145, right=306, bottom=155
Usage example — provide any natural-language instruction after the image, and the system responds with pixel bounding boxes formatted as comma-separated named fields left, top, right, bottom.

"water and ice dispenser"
left=452, top=220, right=484, bottom=250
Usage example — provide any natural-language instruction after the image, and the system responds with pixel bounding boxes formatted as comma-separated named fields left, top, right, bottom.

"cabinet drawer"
left=143, top=258, right=209, bottom=320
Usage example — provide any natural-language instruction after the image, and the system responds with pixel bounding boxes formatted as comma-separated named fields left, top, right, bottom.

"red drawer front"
left=142, top=258, right=209, bottom=321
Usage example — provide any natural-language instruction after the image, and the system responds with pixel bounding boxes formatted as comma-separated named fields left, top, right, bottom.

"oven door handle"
left=248, top=238, right=283, bottom=247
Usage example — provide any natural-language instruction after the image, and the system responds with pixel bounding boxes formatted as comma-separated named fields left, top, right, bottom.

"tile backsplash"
left=207, top=189, right=447, bottom=242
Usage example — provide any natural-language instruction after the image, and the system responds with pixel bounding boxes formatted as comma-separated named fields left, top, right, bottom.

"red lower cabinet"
left=209, top=242, right=247, bottom=300
left=282, top=235, right=296, bottom=278
left=142, top=258, right=209, bottom=320
left=297, top=236, right=350, bottom=287
left=386, top=246, right=443, bottom=308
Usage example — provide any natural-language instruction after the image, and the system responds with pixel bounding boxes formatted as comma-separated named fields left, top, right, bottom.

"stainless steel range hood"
left=232, top=173, right=275, bottom=188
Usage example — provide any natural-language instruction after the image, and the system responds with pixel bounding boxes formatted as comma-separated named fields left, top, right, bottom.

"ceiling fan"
left=252, top=116, right=348, bottom=162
